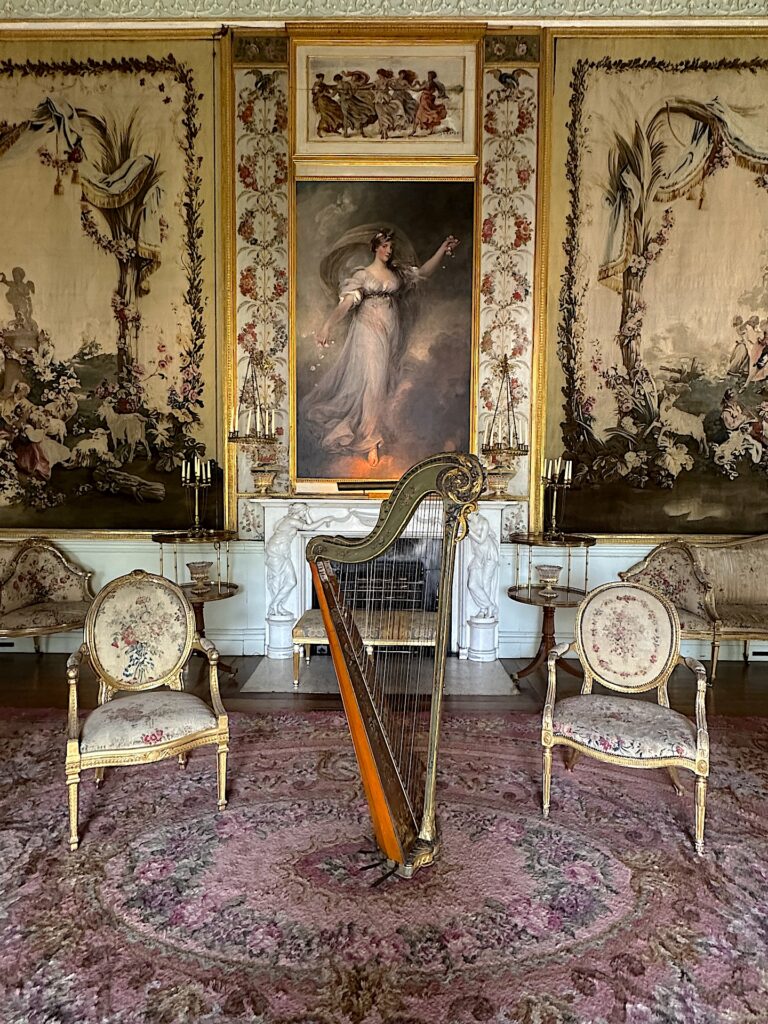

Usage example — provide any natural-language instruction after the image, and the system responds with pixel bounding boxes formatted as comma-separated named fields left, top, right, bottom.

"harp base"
left=389, top=836, right=439, bottom=879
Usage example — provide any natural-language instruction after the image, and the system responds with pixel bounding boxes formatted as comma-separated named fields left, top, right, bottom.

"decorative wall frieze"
left=234, top=64, right=290, bottom=501
left=1, top=0, right=761, bottom=19
left=478, top=65, right=538, bottom=498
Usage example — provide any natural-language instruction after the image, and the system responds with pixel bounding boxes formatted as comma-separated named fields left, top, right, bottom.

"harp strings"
left=331, top=494, right=444, bottom=819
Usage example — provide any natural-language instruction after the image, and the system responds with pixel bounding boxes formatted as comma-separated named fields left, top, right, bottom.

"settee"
left=0, top=538, right=95, bottom=651
left=619, top=535, right=768, bottom=680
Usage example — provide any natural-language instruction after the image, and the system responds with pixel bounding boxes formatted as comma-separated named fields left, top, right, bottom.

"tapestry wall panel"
left=0, top=39, right=219, bottom=531
left=547, top=34, right=768, bottom=535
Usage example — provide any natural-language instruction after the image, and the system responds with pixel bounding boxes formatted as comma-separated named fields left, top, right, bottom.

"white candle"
left=246, top=410, right=253, bottom=435
left=256, top=405, right=262, bottom=435
left=555, top=457, right=562, bottom=481
left=182, top=461, right=188, bottom=485
left=566, top=460, right=572, bottom=483
left=270, top=409, right=275, bottom=435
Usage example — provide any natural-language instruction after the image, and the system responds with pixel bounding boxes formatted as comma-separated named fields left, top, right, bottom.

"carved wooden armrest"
left=543, top=641, right=574, bottom=731
left=194, top=636, right=227, bottom=718
left=679, top=654, right=710, bottom=768
left=66, top=644, right=87, bottom=742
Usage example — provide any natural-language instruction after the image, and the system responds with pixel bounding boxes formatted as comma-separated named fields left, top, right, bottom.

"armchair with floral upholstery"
left=65, top=569, right=229, bottom=852
left=541, top=581, right=710, bottom=854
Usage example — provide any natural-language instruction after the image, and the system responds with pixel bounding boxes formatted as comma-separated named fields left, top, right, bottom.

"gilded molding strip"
left=1, top=0, right=763, bottom=19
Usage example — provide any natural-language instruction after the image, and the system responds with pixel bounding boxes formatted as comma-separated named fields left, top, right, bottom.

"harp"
left=306, top=453, right=485, bottom=877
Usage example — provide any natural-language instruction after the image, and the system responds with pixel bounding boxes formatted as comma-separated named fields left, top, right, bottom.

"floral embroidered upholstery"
left=542, top=581, right=710, bottom=855
left=0, top=539, right=94, bottom=643
left=0, top=601, right=93, bottom=631
left=0, top=548, right=88, bottom=614
left=89, top=577, right=191, bottom=686
left=578, top=584, right=677, bottom=689
left=621, top=535, right=768, bottom=679
left=79, top=691, right=218, bottom=753
left=552, top=695, right=697, bottom=760
left=65, top=570, right=229, bottom=852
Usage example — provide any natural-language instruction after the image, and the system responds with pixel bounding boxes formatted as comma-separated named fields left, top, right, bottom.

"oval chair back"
left=85, top=569, right=195, bottom=692
left=574, top=581, right=681, bottom=692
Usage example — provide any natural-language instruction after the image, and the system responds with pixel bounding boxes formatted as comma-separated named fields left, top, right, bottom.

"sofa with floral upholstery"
left=619, top=535, right=768, bottom=680
left=0, top=538, right=95, bottom=651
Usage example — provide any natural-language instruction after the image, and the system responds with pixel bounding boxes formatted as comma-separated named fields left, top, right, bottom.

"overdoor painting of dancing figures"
left=547, top=34, right=768, bottom=535
left=294, top=179, right=474, bottom=483
left=0, top=40, right=219, bottom=531
left=293, top=42, right=478, bottom=159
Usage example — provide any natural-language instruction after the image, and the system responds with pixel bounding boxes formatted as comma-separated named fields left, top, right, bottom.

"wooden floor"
left=3, top=651, right=768, bottom=717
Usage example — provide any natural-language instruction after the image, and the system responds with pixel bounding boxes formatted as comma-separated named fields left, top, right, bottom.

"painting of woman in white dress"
left=295, top=179, right=474, bottom=482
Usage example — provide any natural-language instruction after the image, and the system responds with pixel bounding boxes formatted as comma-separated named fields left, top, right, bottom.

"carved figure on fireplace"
left=265, top=503, right=340, bottom=617
left=466, top=511, right=499, bottom=619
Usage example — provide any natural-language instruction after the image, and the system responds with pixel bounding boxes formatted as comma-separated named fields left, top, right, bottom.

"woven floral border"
left=478, top=67, right=537, bottom=516
left=234, top=67, right=290, bottom=498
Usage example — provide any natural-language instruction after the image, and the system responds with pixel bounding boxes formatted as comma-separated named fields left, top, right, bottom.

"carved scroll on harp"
left=307, top=453, right=485, bottom=877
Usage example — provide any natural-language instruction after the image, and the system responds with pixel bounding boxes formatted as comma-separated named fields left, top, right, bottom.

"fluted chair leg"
left=217, top=744, right=228, bottom=810
left=542, top=747, right=552, bottom=818
left=178, top=753, right=188, bottom=768
left=695, top=776, right=707, bottom=854
left=67, top=770, right=80, bottom=851
left=94, top=766, right=105, bottom=788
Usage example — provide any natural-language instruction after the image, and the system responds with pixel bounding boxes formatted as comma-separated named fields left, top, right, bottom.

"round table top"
left=180, top=582, right=239, bottom=604
left=151, top=529, right=236, bottom=545
left=507, top=584, right=586, bottom=609
left=507, top=532, right=596, bottom=548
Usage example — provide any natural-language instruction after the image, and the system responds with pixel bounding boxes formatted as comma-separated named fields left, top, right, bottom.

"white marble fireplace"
left=260, top=497, right=509, bottom=661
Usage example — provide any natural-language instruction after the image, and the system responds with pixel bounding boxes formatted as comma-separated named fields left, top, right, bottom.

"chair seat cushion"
left=552, top=694, right=697, bottom=761
left=716, top=603, right=768, bottom=632
left=0, top=600, right=91, bottom=633
left=80, top=690, right=218, bottom=753
left=676, top=608, right=712, bottom=634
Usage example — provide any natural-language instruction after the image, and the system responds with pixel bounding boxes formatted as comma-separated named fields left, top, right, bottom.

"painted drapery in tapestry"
left=548, top=36, right=768, bottom=534
left=0, top=40, right=218, bottom=530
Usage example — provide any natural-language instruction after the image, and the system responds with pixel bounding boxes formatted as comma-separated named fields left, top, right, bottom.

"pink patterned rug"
left=2, top=709, right=767, bottom=1024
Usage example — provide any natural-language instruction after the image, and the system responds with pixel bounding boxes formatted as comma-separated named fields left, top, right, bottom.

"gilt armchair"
left=541, top=581, right=710, bottom=854
left=65, top=569, right=229, bottom=852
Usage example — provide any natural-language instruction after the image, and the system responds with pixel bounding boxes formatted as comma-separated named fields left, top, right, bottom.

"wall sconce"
left=481, top=354, right=529, bottom=497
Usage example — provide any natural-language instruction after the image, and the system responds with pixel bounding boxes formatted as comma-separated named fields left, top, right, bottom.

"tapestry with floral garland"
left=0, top=39, right=219, bottom=530
left=547, top=34, right=768, bottom=535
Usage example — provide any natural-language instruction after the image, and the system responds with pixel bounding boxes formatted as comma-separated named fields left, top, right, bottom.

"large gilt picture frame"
left=293, top=39, right=479, bottom=160
left=546, top=31, right=768, bottom=536
left=293, top=177, right=475, bottom=484
left=0, top=35, right=220, bottom=532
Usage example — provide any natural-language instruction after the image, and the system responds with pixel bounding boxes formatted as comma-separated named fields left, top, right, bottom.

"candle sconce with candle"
left=182, top=454, right=216, bottom=536
left=227, top=351, right=279, bottom=444
left=228, top=351, right=279, bottom=483
left=481, top=354, right=529, bottom=497
left=542, top=457, right=573, bottom=539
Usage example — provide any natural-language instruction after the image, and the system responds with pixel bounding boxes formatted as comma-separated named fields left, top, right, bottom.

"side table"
left=151, top=529, right=239, bottom=677
left=506, top=532, right=596, bottom=685
left=179, top=581, right=240, bottom=677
